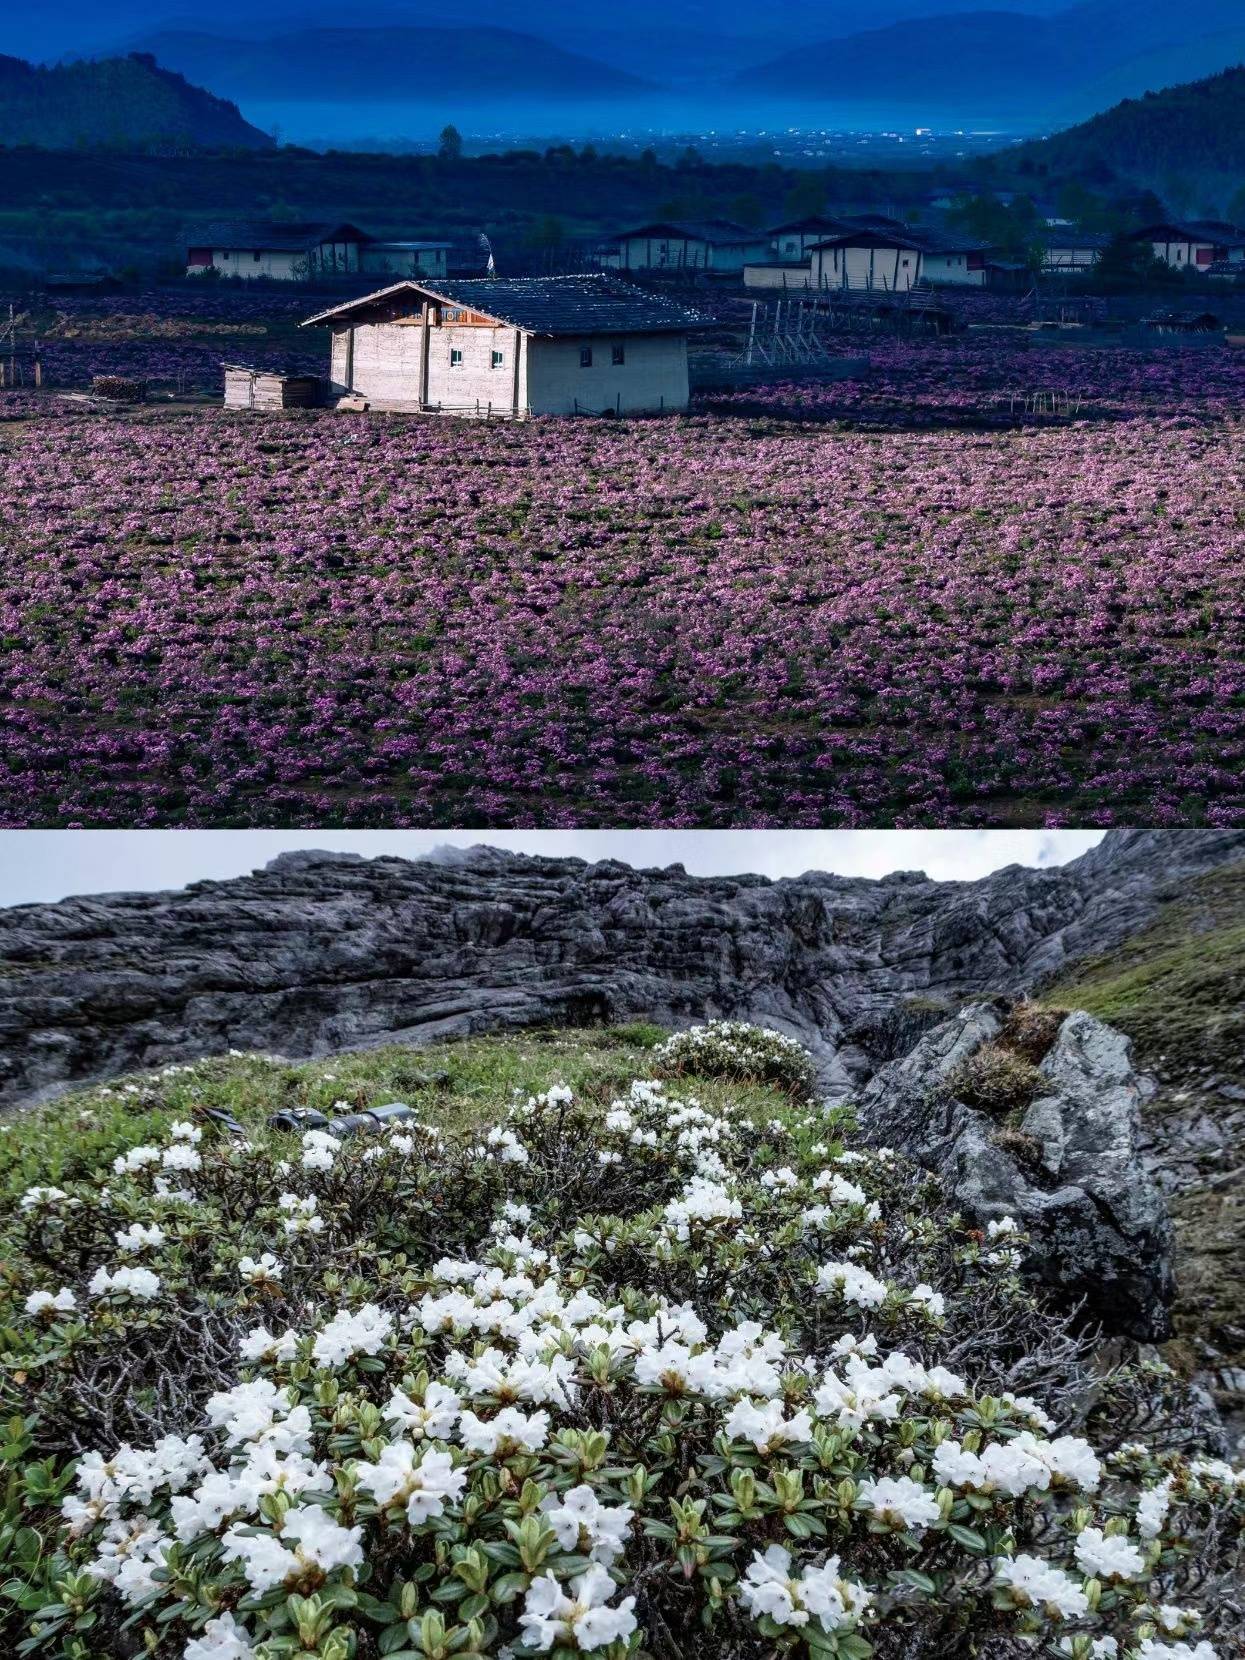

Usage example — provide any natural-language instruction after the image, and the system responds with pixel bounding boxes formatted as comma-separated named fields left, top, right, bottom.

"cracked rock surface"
left=1, top=829, right=1241, bottom=1115
left=856, top=1005, right=1173, bottom=1340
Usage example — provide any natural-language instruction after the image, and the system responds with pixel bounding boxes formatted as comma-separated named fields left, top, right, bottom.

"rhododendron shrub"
left=3, top=1049, right=1242, bottom=1660
left=653, top=1023, right=819, bottom=1099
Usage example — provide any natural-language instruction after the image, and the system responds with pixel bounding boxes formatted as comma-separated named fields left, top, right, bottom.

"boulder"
left=857, top=1005, right=1174, bottom=1340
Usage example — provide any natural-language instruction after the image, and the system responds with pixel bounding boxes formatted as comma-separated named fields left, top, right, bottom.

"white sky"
left=0, top=830, right=1106, bottom=908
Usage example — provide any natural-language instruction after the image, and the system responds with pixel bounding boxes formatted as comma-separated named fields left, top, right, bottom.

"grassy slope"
left=0, top=1023, right=829, bottom=1214
left=1038, top=856, right=1245, bottom=1087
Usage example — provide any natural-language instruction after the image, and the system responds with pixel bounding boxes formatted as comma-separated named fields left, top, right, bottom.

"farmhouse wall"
left=425, top=324, right=526, bottom=413
left=922, top=252, right=986, bottom=286
left=743, top=263, right=815, bottom=290
left=811, top=244, right=921, bottom=291
left=331, top=319, right=425, bottom=407
left=525, top=334, right=689, bottom=415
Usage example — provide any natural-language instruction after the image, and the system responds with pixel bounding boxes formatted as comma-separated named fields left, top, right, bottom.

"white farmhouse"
left=187, top=221, right=370, bottom=280
left=766, top=215, right=858, bottom=262
left=360, top=240, right=453, bottom=280
left=745, top=214, right=910, bottom=289
left=1042, top=230, right=1112, bottom=271
left=602, top=220, right=773, bottom=274
left=1131, top=221, right=1245, bottom=271
left=809, top=226, right=990, bottom=290
left=301, top=274, right=714, bottom=417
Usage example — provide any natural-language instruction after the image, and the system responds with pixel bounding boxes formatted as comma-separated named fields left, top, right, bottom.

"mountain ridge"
left=0, top=51, right=273, bottom=150
left=123, top=25, right=655, bottom=104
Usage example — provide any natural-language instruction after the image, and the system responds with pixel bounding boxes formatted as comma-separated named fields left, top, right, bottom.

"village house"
left=808, top=225, right=990, bottom=291
left=360, top=241, right=454, bottom=280
left=599, top=220, right=773, bottom=274
left=186, top=221, right=452, bottom=281
left=767, top=216, right=863, bottom=262
left=186, top=221, right=370, bottom=280
left=301, top=274, right=714, bottom=417
left=744, top=215, right=909, bottom=289
left=1131, top=221, right=1245, bottom=270
left=1041, top=230, right=1113, bottom=271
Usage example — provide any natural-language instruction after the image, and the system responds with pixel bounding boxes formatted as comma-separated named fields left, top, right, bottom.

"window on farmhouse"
left=580, top=346, right=593, bottom=368
left=450, top=348, right=464, bottom=366
left=491, top=349, right=504, bottom=368
left=611, top=343, right=625, bottom=366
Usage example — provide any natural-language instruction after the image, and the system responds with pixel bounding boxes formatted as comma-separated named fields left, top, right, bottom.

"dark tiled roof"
left=611, top=219, right=765, bottom=245
left=809, top=225, right=988, bottom=255
left=301, top=274, right=717, bottom=336
left=1042, top=230, right=1114, bottom=249
left=1131, top=221, right=1245, bottom=243
left=766, top=213, right=906, bottom=237
left=187, top=220, right=370, bottom=252
left=766, top=215, right=850, bottom=235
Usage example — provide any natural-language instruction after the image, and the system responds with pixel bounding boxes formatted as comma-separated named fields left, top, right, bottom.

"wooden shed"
left=223, top=365, right=323, bottom=410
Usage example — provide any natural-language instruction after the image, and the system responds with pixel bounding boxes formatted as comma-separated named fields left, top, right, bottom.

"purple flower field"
left=1, top=337, right=1243, bottom=828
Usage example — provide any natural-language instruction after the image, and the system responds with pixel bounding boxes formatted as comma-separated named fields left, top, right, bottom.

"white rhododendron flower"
left=384, top=1380, right=461, bottom=1440
left=723, top=1397, right=813, bottom=1453
left=355, top=1443, right=466, bottom=1523
left=238, top=1252, right=283, bottom=1285
left=519, top=1565, right=637, bottom=1652
left=26, top=1286, right=78, bottom=1316
left=740, top=1544, right=871, bottom=1633
left=858, top=1475, right=942, bottom=1532
left=993, top=1554, right=1090, bottom=1620
left=114, top=1222, right=166, bottom=1252
left=458, top=1406, right=551, bottom=1454
left=311, top=1303, right=393, bottom=1367
left=89, top=1265, right=161, bottom=1300
left=301, top=1130, right=341, bottom=1171
left=541, top=1484, right=634, bottom=1565
left=816, top=1260, right=889, bottom=1308
left=184, top=1611, right=254, bottom=1658
left=1073, top=1526, right=1146, bottom=1580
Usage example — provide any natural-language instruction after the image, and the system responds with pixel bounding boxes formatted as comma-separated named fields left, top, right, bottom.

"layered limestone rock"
left=1, top=829, right=1241, bottom=1112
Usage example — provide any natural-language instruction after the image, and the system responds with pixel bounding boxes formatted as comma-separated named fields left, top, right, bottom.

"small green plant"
left=998, top=1002, right=1068, bottom=1065
left=946, top=1043, right=1046, bottom=1117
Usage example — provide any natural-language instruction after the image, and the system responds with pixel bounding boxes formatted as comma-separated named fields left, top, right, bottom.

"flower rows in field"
left=1, top=400, right=1242, bottom=827
left=6, top=1034, right=1242, bottom=1660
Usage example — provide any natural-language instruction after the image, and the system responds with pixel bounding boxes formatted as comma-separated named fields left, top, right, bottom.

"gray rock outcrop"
left=857, top=1005, right=1174, bottom=1339
left=0, top=829, right=1241, bottom=1115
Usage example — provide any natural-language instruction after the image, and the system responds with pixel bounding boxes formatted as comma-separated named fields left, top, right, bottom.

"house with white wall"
left=1041, top=230, right=1113, bottom=271
left=301, top=274, right=714, bottom=417
left=745, top=215, right=911, bottom=288
left=809, top=226, right=989, bottom=291
left=601, top=220, right=772, bottom=274
left=360, top=241, right=453, bottom=280
left=767, top=216, right=857, bottom=262
left=186, top=221, right=370, bottom=280
left=1131, top=221, right=1245, bottom=271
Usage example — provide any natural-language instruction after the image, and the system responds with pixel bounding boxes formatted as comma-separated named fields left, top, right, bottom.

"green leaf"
left=947, top=1524, right=987, bottom=1553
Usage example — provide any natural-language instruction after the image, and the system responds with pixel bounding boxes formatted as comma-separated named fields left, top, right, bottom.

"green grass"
left=0, top=1023, right=833, bottom=1214
left=1039, top=858, right=1245, bottom=1086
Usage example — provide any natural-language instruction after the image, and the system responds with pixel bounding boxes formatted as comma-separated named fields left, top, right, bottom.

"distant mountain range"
left=735, top=0, right=1245, bottom=116
left=0, top=52, right=272, bottom=149
left=9, top=0, right=1245, bottom=150
left=1000, top=62, right=1245, bottom=184
left=128, top=25, right=653, bottom=103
